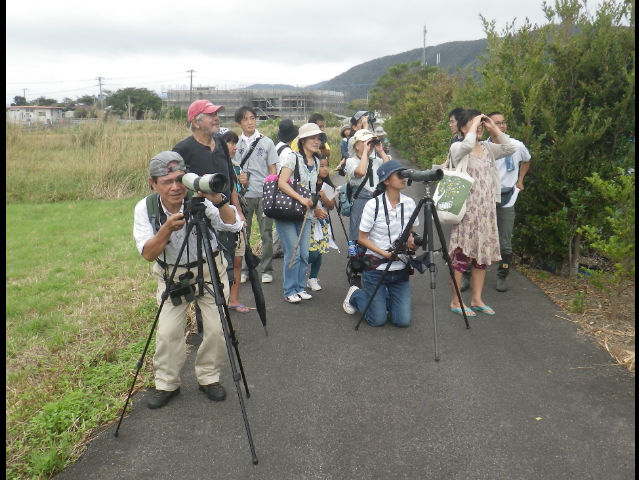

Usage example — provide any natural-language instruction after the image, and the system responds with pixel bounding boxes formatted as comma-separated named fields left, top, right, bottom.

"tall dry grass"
left=6, top=119, right=342, bottom=204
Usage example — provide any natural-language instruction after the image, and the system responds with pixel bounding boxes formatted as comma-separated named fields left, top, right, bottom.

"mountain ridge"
left=248, top=38, right=488, bottom=102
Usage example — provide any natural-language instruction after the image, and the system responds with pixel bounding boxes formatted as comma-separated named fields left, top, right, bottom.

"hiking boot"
left=199, top=382, right=226, bottom=402
left=496, top=254, right=512, bottom=292
left=147, top=388, right=180, bottom=409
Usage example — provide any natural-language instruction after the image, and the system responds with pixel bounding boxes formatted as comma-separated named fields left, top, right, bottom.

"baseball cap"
left=352, top=129, right=374, bottom=143
left=149, top=151, right=186, bottom=177
left=187, top=100, right=224, bottom=123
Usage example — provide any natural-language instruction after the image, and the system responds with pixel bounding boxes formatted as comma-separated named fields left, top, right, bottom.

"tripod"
left=354, top=182, right=470, bottom=361
left=114, top=196, right=258, bottom=465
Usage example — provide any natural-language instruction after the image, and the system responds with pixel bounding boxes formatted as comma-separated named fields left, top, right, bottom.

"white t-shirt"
left=133, top=195, right=243, bottom=265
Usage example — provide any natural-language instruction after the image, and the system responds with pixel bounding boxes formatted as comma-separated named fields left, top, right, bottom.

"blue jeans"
left=350, top=268, right=412, bottom=327
left=275, top=218, right=311, bottom=298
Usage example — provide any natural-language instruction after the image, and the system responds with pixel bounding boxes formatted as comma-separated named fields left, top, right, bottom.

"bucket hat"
left=278, top=119, right=299, bottom=143
left=298, top=122, right=324, bottom=139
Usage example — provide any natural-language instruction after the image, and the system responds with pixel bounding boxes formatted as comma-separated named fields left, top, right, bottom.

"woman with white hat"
left=344, top=128, right=392, bottom=287
left=275, top=123, right=325, bottom=303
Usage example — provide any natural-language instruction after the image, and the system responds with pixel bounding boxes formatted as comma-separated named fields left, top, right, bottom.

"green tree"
left=76, top=94, right=97, bottom=106
left=369, top=62, right=464, bottom=167
left=465, top=0, right=635, bottom=274
left=11, top=96, right=28, bottom=106
left=105, top=87, right=163, bottom=119
left=32, top=96, right=58, bottom=106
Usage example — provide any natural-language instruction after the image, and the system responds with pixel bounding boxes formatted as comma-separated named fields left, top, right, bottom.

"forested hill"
left=312, top=39, right=488, bottom=101
left=249, top=39, right=488, bottom=102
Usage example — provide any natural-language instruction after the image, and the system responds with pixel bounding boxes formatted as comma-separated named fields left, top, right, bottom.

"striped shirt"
left=359, top=193, right=419, bottom=271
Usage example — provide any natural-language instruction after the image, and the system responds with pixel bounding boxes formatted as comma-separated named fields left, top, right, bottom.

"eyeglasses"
left=157, top=179, right=183, bottom=187
left=494, top=121, right=507, bottom=126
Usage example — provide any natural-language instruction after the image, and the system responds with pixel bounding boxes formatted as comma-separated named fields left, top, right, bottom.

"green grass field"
left=5, top=120, right=343, bottom=479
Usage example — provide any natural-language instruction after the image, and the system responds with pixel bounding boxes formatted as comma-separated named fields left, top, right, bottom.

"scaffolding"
left=166, top=87, right=346, bottom=123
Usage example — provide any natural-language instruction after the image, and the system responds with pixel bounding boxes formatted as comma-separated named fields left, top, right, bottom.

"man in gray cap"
left=133, top=151, right=243, bottom=409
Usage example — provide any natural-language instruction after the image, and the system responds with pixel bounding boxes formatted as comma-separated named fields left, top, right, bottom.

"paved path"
left=56, top=155, right=635, bottom=480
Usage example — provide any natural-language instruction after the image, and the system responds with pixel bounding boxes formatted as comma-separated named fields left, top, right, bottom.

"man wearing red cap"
left=173, top=99, right=245, bottom=285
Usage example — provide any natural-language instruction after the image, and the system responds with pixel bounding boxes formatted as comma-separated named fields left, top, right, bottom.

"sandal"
left=450, top=307, right=476, bottom=317
left=229, top=304, right=250, bottom=313
left=471, top=305, right=496, bottom=315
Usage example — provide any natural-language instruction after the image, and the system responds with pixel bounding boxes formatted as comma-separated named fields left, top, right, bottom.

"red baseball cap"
left=187, top=100, right=224, bottom=123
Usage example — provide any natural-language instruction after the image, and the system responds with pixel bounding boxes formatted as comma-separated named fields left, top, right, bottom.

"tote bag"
left=433, top=153, right=475, bottom=225
left=263, top=159, right=311, bottom=221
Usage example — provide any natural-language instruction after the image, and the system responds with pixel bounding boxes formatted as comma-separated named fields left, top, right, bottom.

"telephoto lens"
left=180, top=172, right=228, bottom=194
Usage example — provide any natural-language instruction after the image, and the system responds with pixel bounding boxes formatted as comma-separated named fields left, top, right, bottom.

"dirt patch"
left=518, top=265, right=635, bottom=373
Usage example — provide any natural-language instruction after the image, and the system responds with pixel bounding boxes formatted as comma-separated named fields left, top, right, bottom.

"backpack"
left=337, top=183, right=353, bottom=217
left=146, top=191, right=193, bottom=234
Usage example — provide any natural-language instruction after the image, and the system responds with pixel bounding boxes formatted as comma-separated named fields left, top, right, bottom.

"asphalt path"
left=56, top=153, right=635, bottom=480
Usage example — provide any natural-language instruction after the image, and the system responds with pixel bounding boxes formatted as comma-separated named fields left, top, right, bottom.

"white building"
left=6, top=106, right=64, bottom=125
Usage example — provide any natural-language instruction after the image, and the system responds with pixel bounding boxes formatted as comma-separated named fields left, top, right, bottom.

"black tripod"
left=354, top=182, right=470, bottom=361
left=114, top=196, right=258, bottom=465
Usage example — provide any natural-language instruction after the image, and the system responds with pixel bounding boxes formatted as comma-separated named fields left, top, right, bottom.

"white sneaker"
left=343, top=286, right=359, bottom=314
left=306, top=278, right=322, bottom=291
left=284, top=294, right=301, bottom=303
left=240, top=273, right=248, bottom=284
left=262, top=273, right=273, bottom=283
left=297, top=290, right=313, bottom=300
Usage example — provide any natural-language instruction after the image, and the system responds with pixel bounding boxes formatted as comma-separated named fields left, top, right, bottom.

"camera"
left=390, top=232, right=423, bottom=255
left=179, top=172, right=228, bottom=194
left=168, top=271, right=196, bottom=306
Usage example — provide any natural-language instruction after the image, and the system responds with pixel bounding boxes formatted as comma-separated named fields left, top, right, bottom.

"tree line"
left=368, top=0, right=635, bottom=294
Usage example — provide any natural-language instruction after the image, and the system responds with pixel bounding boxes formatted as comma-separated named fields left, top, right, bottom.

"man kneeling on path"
left=133, top=151, right=243, bottom=409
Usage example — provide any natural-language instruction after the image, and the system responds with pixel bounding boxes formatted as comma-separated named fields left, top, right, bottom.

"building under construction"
left=166, top=87, right=346, bottom=123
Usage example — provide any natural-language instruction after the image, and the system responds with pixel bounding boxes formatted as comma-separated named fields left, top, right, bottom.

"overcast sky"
left=6, top=0, right=605, bottom=106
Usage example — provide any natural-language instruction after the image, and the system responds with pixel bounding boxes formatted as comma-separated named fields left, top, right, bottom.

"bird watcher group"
left=134, top=100, right=530, bottom=409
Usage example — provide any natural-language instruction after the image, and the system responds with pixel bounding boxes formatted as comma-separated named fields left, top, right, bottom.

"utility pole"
left=22, top=88, right=27, bottom=102
left=422, top=25, right=427, bottom=66
left=96, top=76, right=104, bottom=109
left=187, top=69, right=195, bottom=102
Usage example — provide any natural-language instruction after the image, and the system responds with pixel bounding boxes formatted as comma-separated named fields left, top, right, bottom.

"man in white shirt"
left=133, top=151, right=243, bottom=409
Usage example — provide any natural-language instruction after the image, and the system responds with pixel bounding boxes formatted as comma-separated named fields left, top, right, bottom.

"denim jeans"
left=350, top=268, right=412, bottom=327
left=275, top=218, right=311, bottom=298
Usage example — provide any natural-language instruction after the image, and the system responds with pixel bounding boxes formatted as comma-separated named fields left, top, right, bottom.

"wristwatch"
left=214, top=193, right=228, bottom=208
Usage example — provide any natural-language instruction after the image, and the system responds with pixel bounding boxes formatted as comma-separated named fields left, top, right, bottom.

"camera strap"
left=376, top=193, right=404, bottom=246
left=353, top=158, right=373, bottom=200
left=239, top=135, right=263, bottom=171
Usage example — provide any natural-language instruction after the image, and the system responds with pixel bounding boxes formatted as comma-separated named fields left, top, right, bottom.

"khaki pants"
left=151, top=253, right=229, bottom=391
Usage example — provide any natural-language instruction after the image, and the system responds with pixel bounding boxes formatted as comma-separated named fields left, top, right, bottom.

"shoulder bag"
left=263, top=156, right=311, bottom=221
left=433, top=152, right=475, bottom=225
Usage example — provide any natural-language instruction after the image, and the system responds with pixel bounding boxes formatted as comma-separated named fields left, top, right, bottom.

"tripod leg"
left=354, top=262, right=393, bottom=330
left=115, top=297, right=165, bottom=437
left=116, top=218, right=199, bottom=436
left=422, top=202, right=440, bottom=361
left=197, top=220, right=258, bottom=464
